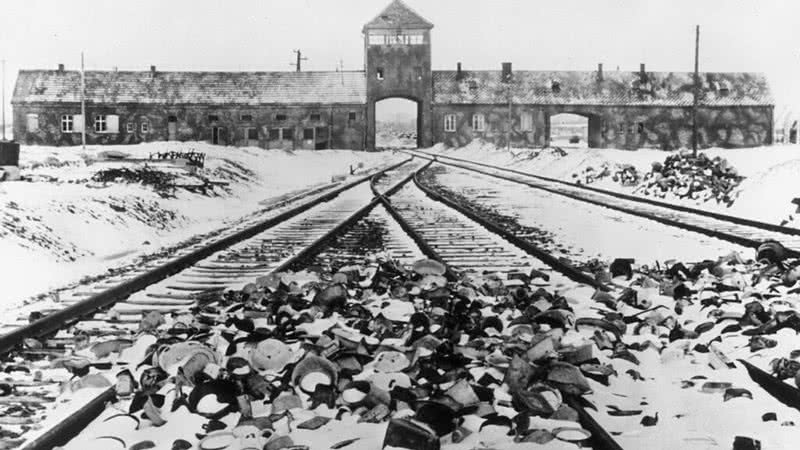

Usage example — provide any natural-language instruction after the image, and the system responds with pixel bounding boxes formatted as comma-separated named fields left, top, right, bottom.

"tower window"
left=376, top=68, right=384, bottom=80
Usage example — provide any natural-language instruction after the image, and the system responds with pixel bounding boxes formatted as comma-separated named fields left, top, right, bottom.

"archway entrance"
left=375, top=98, right=419, bottom=149
left=549, top=113, right=589, bottom=148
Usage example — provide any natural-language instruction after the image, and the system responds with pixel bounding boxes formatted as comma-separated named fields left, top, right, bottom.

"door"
left=212, top=127, right=220, bottom=145
left=168, top=116, right=177, bottom=141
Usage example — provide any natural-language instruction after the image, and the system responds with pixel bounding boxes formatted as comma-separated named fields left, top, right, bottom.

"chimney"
left=502, top=62, right=512, bottom=82
left=57, top=63, right=64, bottom=72
left=639, top=63, right=646, bottom=83
left=597, top=63, right=603, bottom=82
left=456, top=62, right=463, bottom=80
left=150, top=65, right=156, bottom=78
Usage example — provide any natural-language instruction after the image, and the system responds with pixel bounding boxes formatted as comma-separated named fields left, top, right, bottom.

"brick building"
left=12, top=0, right=773, bottom=150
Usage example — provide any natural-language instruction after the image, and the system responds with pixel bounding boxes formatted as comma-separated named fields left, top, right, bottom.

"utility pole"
left=692, top=25, right=700, bottom=157
left=507, top=83, right=512, bottom=151
left=80, top=52, right=86, bottom=150
left=290, top=50, right=308, bottom=72
left=1, top=59, right=6, bottom=141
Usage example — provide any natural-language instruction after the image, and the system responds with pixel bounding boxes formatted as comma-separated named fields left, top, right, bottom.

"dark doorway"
left=168, top=116, right=178, bottom=141
left=211, top=126, right=225, bottom=145
left=375, top=97, right=419, bottom=149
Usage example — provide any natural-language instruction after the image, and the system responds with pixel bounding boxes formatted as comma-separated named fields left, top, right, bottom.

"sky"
left=1, top=0, right=799, bottom=127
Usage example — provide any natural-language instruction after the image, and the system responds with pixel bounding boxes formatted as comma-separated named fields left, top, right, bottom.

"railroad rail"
left=2, top=158, right=627, bottom=450
left=6, top=152, right=800, bottom=450
left=406, top=149, right=800, bottom=257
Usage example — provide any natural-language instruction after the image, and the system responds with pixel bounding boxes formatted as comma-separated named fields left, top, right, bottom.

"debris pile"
left=6, top=240, right=800, bottom=449
left=634, top=151, right=744, bottom=205
left=572, top=163, right=641, bottom=186
left=91, top=167, right=178, bottom=191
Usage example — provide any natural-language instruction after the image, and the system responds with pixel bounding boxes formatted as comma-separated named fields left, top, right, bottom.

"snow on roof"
left=433, top=70, right=774, bottom=107
left=363, top=0, right=433, bottom=31
left=12, top=70, right=367, bottom=105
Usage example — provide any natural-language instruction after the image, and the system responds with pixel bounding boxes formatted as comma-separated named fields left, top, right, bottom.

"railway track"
left=407, top=149, right=800, bottom=256
left=1, top=157, right=633, bottom=450
left=2, top=151, right=798, bottom=450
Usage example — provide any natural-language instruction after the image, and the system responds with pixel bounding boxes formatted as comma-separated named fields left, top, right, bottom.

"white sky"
left=1, top=0, right=799, bottom=125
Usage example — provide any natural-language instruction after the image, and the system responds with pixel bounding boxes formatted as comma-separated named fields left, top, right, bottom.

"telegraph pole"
left=692, top=25, right=700, bottom=157
left=290, top=50, right=308, bottom=72
left=1, top=59, right=6, bottom=141
left=81, top=52, right=86, bottom=150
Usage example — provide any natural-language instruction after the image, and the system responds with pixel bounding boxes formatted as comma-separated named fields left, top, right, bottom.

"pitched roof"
left=12, top=70, right=367, bottom=105
left=363, top=0, right=433, bottom=31
left=432, top=70, right=773, bottom=107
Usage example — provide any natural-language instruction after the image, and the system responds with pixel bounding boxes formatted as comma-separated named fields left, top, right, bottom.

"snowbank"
left=429, top=141, right=800, bottom=228
left=0, top=142, right=401, bottom=306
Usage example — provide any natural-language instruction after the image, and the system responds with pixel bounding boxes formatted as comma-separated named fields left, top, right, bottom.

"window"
left=107, top=115, right=119, bottom=133
left=551, top=80, right=561, bottom=93
left=472, top=114, right=485, bottom=132
left=348, top=112, right=357, bottom=121
left=444, top=114, right=456, bottom=132
left=240, top=114, right=253, bottom=122
left=521, top=112, right=533, bottom=132
left=370, top=33, right=424, bottom=46
left=141, top=122, right=150, bottom=133
left=368, top=34, right=384, bottom=45
left=303, top=128, right=314, bottom=140
left=168, top=115, right=178, bottom=123
left=269, top=128, right=280, bottom=140
left=414, top=66, right=423, bottom=80
left=376, top=68, right=384, bottom=80
left=94, top=115, right=107, bottom=132
left=275, top=114, right=287, bottom=121
left=281, top=128, right=292, bottom=140
left=61, top=115, right=74, bottom=132
left=26, top=114, right=39, bottom=132
left=618, top=123, right=626, bottom=134
left=208, top=114, right=219, bottom=122
left=637, top=122, right=645, bottom=134
left=126, top=123, right=134, bottom=133
left=310, top=113, right=321, bottom=121
left=247, top=128, right=258, bottom=140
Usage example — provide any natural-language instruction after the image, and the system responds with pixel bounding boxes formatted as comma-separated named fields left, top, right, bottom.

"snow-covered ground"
left=428, top=141, right=800, bottom=228
left=0, top=142, right=401, bottom=306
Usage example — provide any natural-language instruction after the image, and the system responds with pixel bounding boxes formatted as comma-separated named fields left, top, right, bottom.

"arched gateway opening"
left=547, top=112, right=603, bottom=148
left=549, top=113, right=588, bottom=148
left=375, top=97, right=420, bottom=149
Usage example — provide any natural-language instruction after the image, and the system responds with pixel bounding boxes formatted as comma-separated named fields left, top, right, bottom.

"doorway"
left=168, top=116, right=177, bottom=141
left=211, top=126, right=225, bottom=145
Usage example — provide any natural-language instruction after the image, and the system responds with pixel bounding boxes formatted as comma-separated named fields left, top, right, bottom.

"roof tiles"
left=13, top=70, right=367, bottom=105
left=432, top=70, right=773, bottom=107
